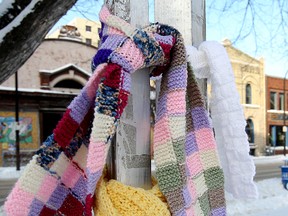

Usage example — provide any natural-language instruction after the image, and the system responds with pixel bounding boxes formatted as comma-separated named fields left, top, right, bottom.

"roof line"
left=39, top=63, right=91, bottom=76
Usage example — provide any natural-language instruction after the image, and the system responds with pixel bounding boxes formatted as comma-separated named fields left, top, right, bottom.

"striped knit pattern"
left=4, top=5, right=226, bottom=216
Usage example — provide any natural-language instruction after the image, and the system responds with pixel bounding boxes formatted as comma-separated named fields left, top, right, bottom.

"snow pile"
left=226, top=178, right=288, bottom=216
left=0, top=166, right=24, bottom=180
left=254, top=155, right=287, bottom=165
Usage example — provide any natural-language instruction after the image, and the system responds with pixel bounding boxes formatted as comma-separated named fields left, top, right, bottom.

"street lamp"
left=283, top=70, right=288, bottom=156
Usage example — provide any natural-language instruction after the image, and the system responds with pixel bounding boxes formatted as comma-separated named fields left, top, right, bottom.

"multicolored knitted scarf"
left=4, top=5, right=226, bottom=216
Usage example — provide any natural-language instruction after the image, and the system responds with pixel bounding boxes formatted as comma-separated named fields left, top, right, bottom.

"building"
left=46, top=17, right=101, bottom=47
left=266, top=76, right=288, bottom=154
left=0, top=38, right=97, bottom=166
left=223, top=39, right=266, bottom=156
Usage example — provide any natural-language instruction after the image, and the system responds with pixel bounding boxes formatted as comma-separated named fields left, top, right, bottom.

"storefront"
left=266, top=76, right=288, bottom=155
left=267, top=113, right=288, bottom=147
left=0, top=88, right=76, bottom=166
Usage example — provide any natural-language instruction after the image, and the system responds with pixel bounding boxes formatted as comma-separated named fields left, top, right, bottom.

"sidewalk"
left=0, top=167, right=24, bottom=207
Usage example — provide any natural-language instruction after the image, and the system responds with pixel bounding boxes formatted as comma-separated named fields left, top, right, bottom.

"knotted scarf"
left=4, top=5, right=226, bottom=216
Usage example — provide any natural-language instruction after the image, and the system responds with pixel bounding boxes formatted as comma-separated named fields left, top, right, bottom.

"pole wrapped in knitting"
left=4, top=5, right=226, bottom=216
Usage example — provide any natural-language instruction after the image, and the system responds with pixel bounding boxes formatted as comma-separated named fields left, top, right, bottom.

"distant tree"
left=0, top=0, right=77, bottom=84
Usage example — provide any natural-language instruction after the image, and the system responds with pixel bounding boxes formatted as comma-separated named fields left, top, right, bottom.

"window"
left=279, top=93, right=284, bottom=110
left=245, top=84, right=252, bottom=104
left=270, top=92, right=277, bottom=110
left=245, top=119, right=254, bottom=143
left=86, top=38, right=92, bottom=45
left=86, top=25, right=91, bottom=32
left=270, top=125, right=285, bottom=147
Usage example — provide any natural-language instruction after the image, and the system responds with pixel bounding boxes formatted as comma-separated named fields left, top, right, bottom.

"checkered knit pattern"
left=4, top=5, right=226, bottom=216
left=186, top=42, right=258, bottom=199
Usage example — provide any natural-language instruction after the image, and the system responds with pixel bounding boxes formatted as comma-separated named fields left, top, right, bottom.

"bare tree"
left=207, top=0, right=288, bottom=58
left=1, top=0, right=287, bottom=84
left=0, top=0, right=77, bottom=84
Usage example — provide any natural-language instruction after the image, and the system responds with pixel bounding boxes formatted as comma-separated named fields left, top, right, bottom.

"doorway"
left=41, top=112, right=63, bottom=143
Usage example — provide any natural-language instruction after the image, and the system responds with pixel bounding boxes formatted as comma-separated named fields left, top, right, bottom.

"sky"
left=47, top=0, right=288, bottom=78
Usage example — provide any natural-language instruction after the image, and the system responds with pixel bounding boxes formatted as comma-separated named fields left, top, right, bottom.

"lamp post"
left=283, top=70, right=288, bottom=156
left=15, top=70, right=20, bottom=170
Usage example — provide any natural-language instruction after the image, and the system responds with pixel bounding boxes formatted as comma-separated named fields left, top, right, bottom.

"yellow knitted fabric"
left=94, top=175, right=171, bottom=216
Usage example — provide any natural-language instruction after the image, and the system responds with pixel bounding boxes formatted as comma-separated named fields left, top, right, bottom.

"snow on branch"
left=0, top=0, right=77, bottom=84
left=0, top=0, right=14, bottom=16
left=0, top=0, right=41, bottom=43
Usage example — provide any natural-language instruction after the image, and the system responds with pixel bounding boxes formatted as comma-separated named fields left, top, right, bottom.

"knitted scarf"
left=94, top=170, right=171, bottom=215
left=186, top=42, right=258, bottom=199
left=4, top=5, right=226, bottom=216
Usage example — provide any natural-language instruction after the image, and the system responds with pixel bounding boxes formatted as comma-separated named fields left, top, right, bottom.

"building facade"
left=46, top=17, right=101, bottom=47
left=0, top=39, right=97, bottom=166
left=223, top=39, right=266, bottom=156
left=266, top=76, right=288, bottom=154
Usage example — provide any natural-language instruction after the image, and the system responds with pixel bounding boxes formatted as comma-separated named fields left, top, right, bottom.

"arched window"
left=54, top=79, right=83, bottom=89
left=245, top=119, right=254, bottom=143
left=246, top=84, right=252, bottom=104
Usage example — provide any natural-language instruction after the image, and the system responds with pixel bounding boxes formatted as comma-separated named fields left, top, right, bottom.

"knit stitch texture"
left=94, top=170, right=170, bottom=215
left=4, top=5, right=226, bottom=216
left=186, top=42, right=258, bottom=199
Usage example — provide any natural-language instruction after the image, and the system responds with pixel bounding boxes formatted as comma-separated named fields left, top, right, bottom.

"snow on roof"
left=39, top=63, right=91, bottom=77
left=0, top=0, right=41, bottom=43
left=0, top=86, right=78, bottom=95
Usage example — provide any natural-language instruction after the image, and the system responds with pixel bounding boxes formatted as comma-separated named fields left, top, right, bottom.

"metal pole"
left=155, top=0, right=206, bottom=97
left=15, top=71, right=20, bottom=170
left=105, top=0, right=151, bottom=189
left=284, top=70, right=288, bottom=156
left=154, top=0, right=206, bottom=98
left=191, top=0, right=207, bottom=102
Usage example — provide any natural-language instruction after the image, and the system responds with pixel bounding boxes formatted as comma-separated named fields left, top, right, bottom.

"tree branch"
left=0, top=0, right=77, bottom=84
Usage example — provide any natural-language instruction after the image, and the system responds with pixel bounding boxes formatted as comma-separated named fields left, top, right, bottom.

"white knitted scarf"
left=186, top=41, right=258, bottom=199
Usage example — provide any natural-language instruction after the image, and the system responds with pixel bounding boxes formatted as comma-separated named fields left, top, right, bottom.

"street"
left=254, top=160, right=282, bottom=181
left=254, top=156, right=285, bottom=181
left=0, top=178, right=16, bottom=206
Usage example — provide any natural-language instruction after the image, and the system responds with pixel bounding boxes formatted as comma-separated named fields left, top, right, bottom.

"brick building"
left=266, top=75, right=288, bottom=154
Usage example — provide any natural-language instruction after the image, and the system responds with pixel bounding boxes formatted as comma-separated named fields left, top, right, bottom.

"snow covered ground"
left=227, top=155, right=288, bottom=215
left=1, top=177, right=287, bottom=215
left=0, top=156, right=288, bottom=215
left=226, top=178, right=288, bottom=216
